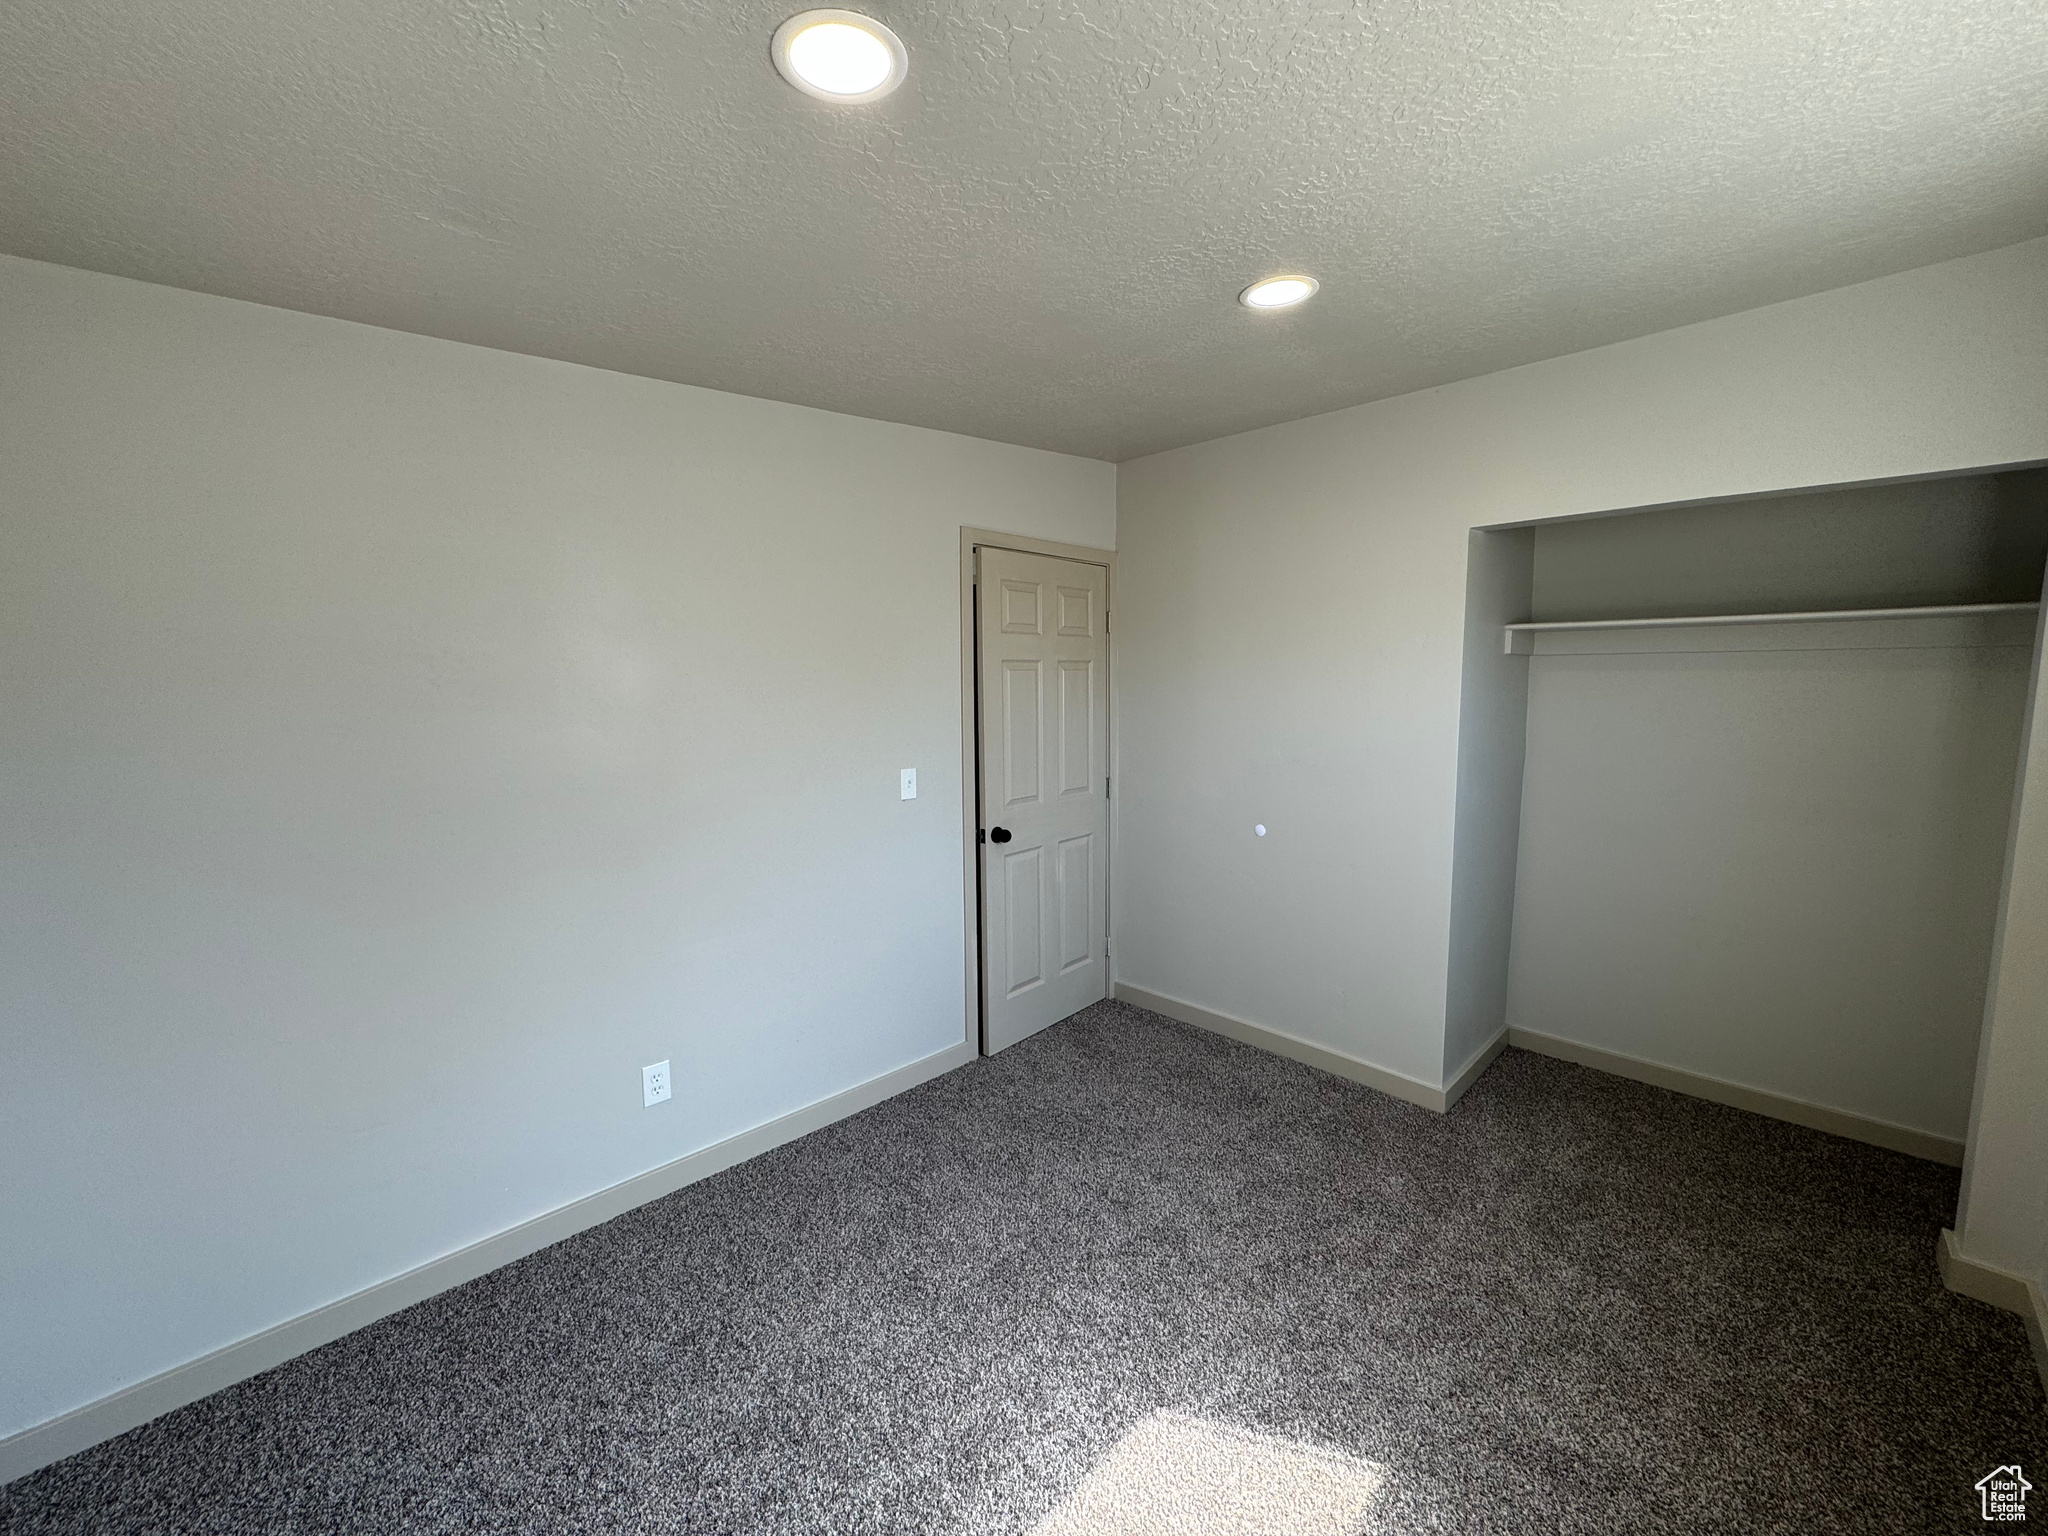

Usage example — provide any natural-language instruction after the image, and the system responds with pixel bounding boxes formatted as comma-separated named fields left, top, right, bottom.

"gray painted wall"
left=0, top=255, right=1114, bottom=1443
left=1113, top=236, right=2048, bottom=1092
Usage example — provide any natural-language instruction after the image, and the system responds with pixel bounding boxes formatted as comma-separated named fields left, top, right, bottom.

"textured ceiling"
left=4, top=0, right=2045, bottom=460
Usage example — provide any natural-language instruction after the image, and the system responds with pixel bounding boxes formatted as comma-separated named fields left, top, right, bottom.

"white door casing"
left=977, top=546, right=1109, bottom=1052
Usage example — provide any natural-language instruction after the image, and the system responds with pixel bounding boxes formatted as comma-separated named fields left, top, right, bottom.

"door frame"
left=959, top=527, right=1118, bottom=1055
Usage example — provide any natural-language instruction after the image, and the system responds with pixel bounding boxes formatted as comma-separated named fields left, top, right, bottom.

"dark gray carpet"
left=4, top=1000, right=2041, bottom=1534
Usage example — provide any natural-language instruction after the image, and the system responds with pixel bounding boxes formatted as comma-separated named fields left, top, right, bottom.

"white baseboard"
left=0, top=1040, right=973, bottom=1488
left=1506, top=1027, right=1964, bottom=1167
left=1938, top=1230, right=2048, bottom=1397
left=1112, top=982, right=1488, bottom=1114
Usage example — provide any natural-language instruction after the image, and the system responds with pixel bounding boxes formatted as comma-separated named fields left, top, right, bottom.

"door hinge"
left=1105, top=608, right=1111, bottom=632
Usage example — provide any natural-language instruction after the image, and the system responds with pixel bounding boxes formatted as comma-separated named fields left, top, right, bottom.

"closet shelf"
left=1503, top=601, right=2039, bottom=655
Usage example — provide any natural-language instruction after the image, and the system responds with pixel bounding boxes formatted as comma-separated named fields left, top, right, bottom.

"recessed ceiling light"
left=772, top=10, right=908, bottom=103
left=1239, top=276, right=1318, bottom=310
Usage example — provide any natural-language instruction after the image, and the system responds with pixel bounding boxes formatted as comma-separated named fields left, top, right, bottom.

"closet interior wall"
left=1470, top=470, right=2048, bottom=1149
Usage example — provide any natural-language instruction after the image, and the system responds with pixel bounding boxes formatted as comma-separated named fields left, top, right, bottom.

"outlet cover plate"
left=643, top=1060, right=671, bottom=1107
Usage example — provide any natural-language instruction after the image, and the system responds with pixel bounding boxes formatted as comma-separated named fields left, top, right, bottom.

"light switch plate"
left=900, top=768, right=917, bottom=800
left=643, top=1060, right=671, bottom=1107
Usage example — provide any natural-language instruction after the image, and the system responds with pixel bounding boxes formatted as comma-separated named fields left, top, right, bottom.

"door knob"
left=989, top=827, right=1013, bottom=843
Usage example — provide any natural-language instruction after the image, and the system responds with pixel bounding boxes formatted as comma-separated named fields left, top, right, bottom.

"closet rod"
left=1503, top=600, right=2039, bottom=652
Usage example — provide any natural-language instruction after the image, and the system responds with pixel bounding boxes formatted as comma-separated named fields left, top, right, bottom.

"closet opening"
left=1449, top=466, right=2048, bottom=1160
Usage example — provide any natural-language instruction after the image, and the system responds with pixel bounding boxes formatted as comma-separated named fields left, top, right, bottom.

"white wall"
left=1507, top=627, right=2030, bottom=1141
left=1528, top=473, right=2048, bottom=620
left=1955, top=594, right=2048, bottom=1291
left=0, top=254, right=1113, bottom=1443
left=1112, top=236, right=2048, bottom=1091
left=1442, top=529, right=1535, bottom=1081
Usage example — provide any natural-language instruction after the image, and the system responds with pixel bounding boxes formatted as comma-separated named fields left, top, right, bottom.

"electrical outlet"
left=643, top=1060, right=671, bottom=1107
left=900, top=767, right=917, bottom=800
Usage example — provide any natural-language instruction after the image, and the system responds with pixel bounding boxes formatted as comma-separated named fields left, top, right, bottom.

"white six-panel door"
left=977, top=547, right=1109, bottom=1052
